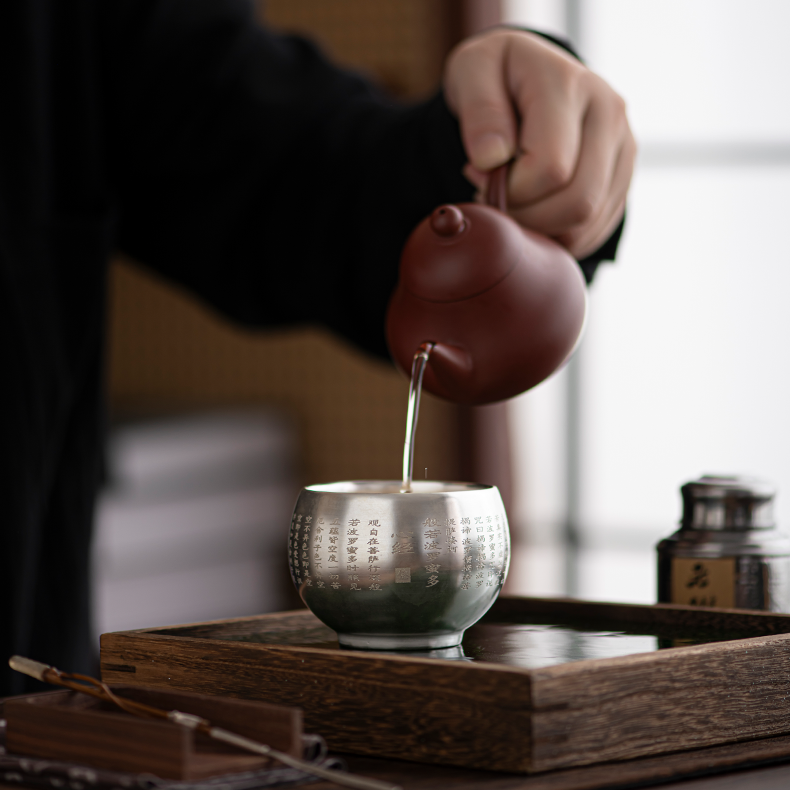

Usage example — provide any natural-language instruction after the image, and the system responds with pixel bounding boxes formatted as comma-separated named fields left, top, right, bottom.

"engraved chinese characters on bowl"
left=287, top=480, right=510, bottom=650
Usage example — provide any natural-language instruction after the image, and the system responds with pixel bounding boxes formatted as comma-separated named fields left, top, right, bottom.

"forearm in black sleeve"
left=100, top=0, right=472, bottom=359
left=101, top=3, right=623, bottom=360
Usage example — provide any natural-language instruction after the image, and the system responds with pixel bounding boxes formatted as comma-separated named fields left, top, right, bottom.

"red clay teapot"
left=386, top=165, right=588, bottom=405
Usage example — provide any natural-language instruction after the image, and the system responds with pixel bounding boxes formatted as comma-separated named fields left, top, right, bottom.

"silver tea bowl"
left=288, top=480, right=510, bottom=650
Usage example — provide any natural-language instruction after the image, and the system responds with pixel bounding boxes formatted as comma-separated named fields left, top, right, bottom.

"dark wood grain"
left=6, top=693, right=190, bottom=778
left=101, top=631, right=533, bottom=771
left=148, top=609, right=337, bottom=642
left=111, top=685, right=303, bottom=758
left=4, top=686, right=303, bottom=779
left=527, top=632, right=790, bottom=771
left=99, top=596, right=790, bottom=774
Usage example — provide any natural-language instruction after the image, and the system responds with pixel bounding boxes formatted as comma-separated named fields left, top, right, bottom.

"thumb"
left=445, top=45, right=518, bottom=171
left=467, top=130, right=513, bottom=173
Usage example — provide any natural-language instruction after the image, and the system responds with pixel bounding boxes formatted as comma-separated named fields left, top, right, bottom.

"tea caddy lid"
left=680, top=475, right=775, bottom=531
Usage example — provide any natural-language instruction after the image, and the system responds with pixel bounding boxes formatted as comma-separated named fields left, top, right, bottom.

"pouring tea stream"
left=401, top=341, right=434, bottom=493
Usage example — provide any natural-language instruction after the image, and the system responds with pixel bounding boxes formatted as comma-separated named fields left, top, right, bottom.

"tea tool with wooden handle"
left=9, top=656, right=401, bottom=790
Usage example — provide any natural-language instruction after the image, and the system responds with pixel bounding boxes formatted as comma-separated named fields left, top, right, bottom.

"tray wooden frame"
left=100, top=596, right=790, bottom=775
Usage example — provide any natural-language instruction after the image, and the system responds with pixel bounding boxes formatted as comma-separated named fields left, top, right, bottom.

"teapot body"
left=386, top=202, right=587, bottom=405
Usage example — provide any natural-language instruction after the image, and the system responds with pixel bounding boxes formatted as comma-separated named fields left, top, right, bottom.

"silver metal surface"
left=657, top=475, right=790, bottom=611
left=679, top=475, right=775, bottom=531
left=288, top=480, right=510, bottom=650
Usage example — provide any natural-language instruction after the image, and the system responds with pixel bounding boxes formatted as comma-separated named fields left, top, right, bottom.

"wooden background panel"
left=261, top=0, right=459, bottom=99
left=107, top=260, right=462, bottom=485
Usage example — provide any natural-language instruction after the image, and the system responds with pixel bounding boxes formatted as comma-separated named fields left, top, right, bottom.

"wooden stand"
left=100, top=596, right=790, bottom=777
left=3, top=686, right=303, bottom=780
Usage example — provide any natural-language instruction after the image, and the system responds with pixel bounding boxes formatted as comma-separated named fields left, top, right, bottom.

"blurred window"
left=506, top=0, right=790, bottom=603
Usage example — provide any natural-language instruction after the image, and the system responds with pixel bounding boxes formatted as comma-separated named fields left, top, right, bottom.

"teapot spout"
left=423, top=343, right=476, bottom=402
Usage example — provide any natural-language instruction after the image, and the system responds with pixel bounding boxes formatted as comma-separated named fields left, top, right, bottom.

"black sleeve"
left=100, top=0, right=472, bottom=359
left=100, top=3, right=621, bottom=359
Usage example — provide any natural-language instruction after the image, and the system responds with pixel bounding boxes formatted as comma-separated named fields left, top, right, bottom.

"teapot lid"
left=400, top=200, right=528, bottom=303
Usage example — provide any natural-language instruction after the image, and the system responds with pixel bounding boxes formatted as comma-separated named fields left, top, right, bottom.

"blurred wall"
left=506, top=0, right=790, bottom=605
left=107, top=0, right=469, bottom=487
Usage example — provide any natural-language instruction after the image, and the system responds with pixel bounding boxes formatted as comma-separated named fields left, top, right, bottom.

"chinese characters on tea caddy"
left=289, top=512, right=508, bottom=592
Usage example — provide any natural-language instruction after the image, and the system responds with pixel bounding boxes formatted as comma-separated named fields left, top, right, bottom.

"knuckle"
left=469, top=95, right=508, bottom=118
left=592, top=74, right=629, bottom=121
left=611, top=92, right=629, bottom=129
left=449, top=29, right=507, bottom=65
left=537, top=159, right=576, bottom=192
left=447, top=36, right=478, bottom=66
left=559, top=59, right=589, bottom=97
left=567, top=191, right=599, bottom=225
left=485, top=28, right=515, bottom=47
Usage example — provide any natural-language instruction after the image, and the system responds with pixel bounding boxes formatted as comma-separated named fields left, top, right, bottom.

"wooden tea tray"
left=100, top=596, right=790, bottom=777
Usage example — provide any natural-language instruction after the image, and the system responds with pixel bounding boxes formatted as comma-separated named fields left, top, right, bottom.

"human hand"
left=444, top=29, right=636, bottom=260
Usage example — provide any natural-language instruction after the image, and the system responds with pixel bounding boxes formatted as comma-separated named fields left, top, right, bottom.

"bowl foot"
left=337, top=631, right=464, bottom=651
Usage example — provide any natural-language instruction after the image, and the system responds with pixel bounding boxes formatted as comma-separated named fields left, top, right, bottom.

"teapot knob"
left=430, top=205, right=466, bottom=237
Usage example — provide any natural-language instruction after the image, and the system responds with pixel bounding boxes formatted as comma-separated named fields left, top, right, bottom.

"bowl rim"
left=303, top=480, right=496, bottom=495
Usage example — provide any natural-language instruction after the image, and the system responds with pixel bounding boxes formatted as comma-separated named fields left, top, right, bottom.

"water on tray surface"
left=461, top=622, right=659, bottom=667
left=196, top=616, right=743, bottom=667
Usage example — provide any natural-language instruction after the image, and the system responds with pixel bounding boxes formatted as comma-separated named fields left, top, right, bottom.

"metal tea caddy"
left=657, top=475, right=790, bottom=611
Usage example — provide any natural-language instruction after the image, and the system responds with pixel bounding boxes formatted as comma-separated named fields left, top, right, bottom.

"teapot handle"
left=485, top=163, right=510, bottom=212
